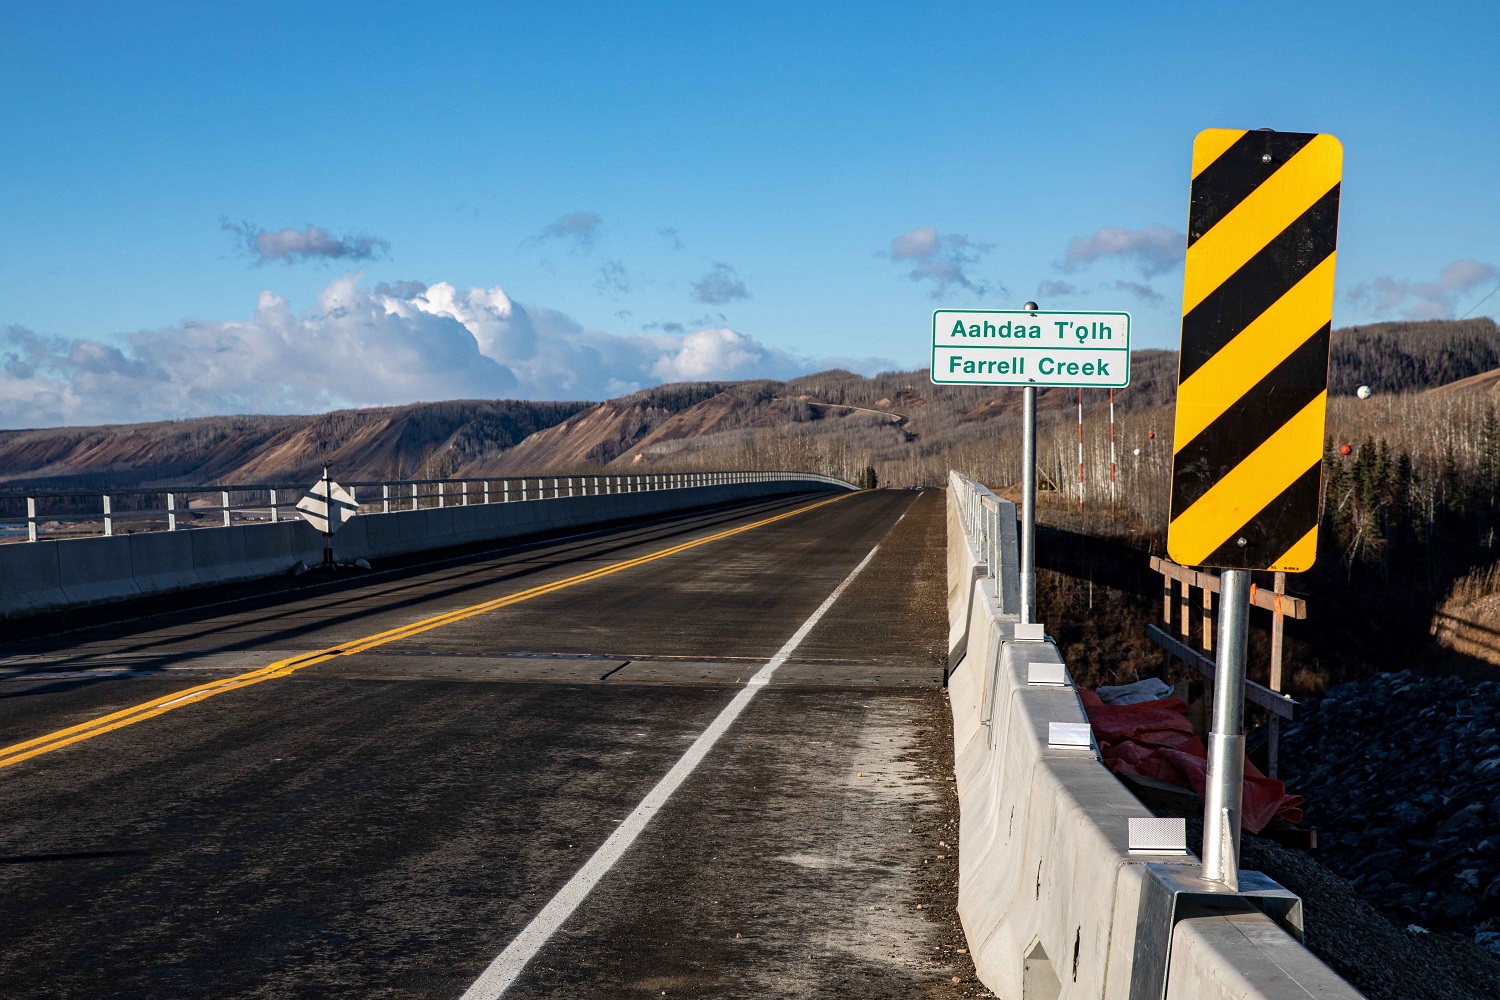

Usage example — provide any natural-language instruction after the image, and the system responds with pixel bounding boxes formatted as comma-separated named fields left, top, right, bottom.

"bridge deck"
left=0, top=490, right=972, bottom=998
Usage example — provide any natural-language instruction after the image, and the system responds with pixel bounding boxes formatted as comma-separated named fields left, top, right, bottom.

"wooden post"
left=1178, top=577, right=1192, bottom=640
left=1202, top=582, right=1215, bottom=654
left=1268, top=571, right=1287, bottom=779
left=1196, top=571, right=1213, bottom=737
left=1162, top=577, right=1176, bottom=679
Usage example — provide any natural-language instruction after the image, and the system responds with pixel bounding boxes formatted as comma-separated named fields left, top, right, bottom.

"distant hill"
left=459, top=352, right=1183, bottom=484
left=0, top=399, right=587, bottom=491
left=1330, top=317, right=1500, bottom=395
left=0, top=317, right=1495, bottom=492
left=463, top=381, right=775, bottom=475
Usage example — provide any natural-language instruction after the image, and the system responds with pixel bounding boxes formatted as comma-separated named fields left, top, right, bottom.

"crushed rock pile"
left=1281, top=669, right=1500, bottom=954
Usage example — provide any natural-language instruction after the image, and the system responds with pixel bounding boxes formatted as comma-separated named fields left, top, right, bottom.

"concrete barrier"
left=945, top=472, right=1362, bottom=1000
left=0, top=542, right=65, bottom=617
left=57, top=535, right=140, bottom=606
left=0, top=478, right=850, bottom=619
left=128, top=528, right=200, bottom=595
left=187, top=524, right=254, bottom=587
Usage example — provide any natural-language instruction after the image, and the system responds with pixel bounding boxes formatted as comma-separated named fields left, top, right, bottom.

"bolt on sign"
left=1167, top=128, right=1343, bottom=571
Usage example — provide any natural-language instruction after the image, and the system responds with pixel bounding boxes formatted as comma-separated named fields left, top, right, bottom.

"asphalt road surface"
left=0, top=489, right=979, bottom=999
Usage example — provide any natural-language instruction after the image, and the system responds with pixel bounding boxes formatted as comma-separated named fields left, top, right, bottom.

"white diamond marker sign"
left=297, top=478, right=357, bottom=535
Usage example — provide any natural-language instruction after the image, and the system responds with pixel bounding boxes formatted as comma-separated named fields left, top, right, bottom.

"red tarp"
left=1079, top=689, right=1304, bottom=832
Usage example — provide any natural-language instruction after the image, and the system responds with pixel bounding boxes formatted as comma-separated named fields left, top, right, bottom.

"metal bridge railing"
left=0, top=470, right=854, bottom=544
left=951, top=470, right=1004, bottom=573
left=949, top=470, right=1021, bottom=618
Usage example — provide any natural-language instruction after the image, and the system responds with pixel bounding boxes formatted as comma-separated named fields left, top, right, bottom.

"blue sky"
left=1, top=1, right=1497, bottom=425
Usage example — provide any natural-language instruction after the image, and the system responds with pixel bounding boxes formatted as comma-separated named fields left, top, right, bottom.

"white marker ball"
left=1356, top=385, right=1372, bottom=399
left=1132, top=448, right=1142, bottom=456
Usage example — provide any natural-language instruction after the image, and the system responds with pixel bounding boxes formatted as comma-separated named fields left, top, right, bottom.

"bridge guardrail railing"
left=944, top=470, right=1362, bottom=1000
left=0, top=469, right=856, bottom=619
left=0, top=471, right=853, bottom=544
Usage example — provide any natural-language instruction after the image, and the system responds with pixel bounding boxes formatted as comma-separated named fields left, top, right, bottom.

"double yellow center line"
left=0, top=492, right=852, bottom=771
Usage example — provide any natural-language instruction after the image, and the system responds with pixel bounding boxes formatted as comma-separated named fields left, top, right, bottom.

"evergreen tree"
left=1442, top=444, right=1468, bottom=515
left=1323, top=442, right=1354, bottom=543
left=1393, top=451, right=1414, bottom=539
left=1480, top=405, right=1499, bottom=512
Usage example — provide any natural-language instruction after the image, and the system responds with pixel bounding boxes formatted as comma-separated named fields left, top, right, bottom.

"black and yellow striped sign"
left=1167, top=128, right=1342, bottom=572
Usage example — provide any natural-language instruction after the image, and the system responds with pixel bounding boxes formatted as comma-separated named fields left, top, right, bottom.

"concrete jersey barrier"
left=0, top=478, right=850, bottom=620
left=944, top=473, right=1362, bottom=1000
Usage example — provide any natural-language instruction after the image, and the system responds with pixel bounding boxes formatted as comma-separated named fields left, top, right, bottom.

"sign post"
left=1168, top=128, right=1343, bottom=885
left=1021, top=374, right=1036, bottom=624
left=932, top=303, right=1132, bottom=622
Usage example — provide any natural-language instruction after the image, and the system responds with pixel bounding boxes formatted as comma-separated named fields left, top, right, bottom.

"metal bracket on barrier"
left=1026, top=662, right=1067, bottom=686
left=1013, top=622, right=1046, bottom=642
left=980, top=640, right=1004, bottom=736
left=1128, top=863, right=1304, bottom=1000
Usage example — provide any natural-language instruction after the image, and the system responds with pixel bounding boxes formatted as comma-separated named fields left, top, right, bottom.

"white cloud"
left=887, top=226, right=997, bottom=298
left=1346, top=259, right=1499, bottom=321
left=890, top=226, right=941, bottom=260
left=0, top=275, right=875, bottom=428
left=1061, top=225, right=1183, bottom=277
left=650, top=328, right=800, bottom=382
left=223, top=221, right=390, bottom=265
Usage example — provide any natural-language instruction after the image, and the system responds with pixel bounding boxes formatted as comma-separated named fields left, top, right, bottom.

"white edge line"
left=458, top=540, right=883, bottom=1000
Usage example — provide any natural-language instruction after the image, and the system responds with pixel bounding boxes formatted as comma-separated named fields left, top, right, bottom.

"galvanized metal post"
left=483, top=480, right=490, bottom=505
left=270, top=488, right=279, bottom=522
left=221, top=490, right=231, bottom=527
left=319, top=465, right=335, bottom=566
left=1268, top=571, right=1287, bottom=779
left=1202, top=567, right=1250, bottom=888
left=1020, top=303, right=1039, bottom=624
left=103, top=495, right=113, bottom=536
left=168, top=492, right=178, bottom=531
left=410, top=483, right=418, bottom=510
left=26, top=496, right=37, bottom=542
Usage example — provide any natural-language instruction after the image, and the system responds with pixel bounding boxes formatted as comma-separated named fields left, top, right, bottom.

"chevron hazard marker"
left=1167, top=128, right=1343, bottom=572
